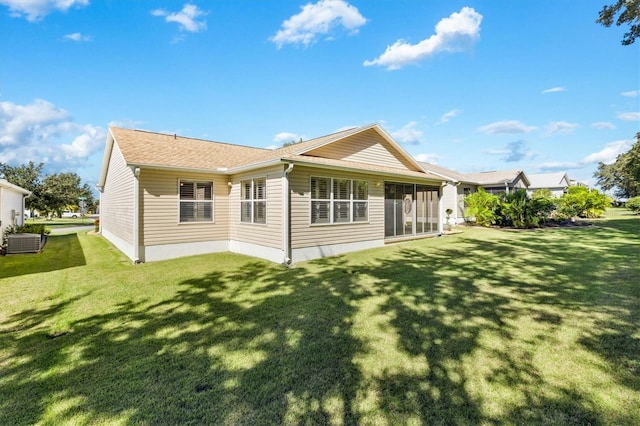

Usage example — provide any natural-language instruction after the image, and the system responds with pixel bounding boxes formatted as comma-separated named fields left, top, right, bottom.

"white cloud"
left=152, top=3, right=207, bottom=33
left=538, top=161, right=582, bottom=172
left=545, top=121, right=579, bottom=135
left=621, top=90, right=639, bottom=97
left=591, top=121, right=616, bottom=130
left=437, top=109, right=462, bottom=124
left=0, top=0, right=89, bottom=22
left=538, top=139, right=632, bottom=171
left=390, top=121, right=423, bottom=145
left=617, top=111, right=640, bottom=121
left=477, top=120, right=536, bottom=135
left=542, top=86, right=566, bottom=94
left=271, top=0, right=366, bottom=48
left=273, top=132, right=303, bottom=144
left=363, top=7, right=482, bottom=70
left=0, top=99, right=105, bottom=168
left=582, top=140, right=632, bottom=165
left=64, top=32, right=92, bottom=42
left=414, top=153, right=440, bottom=163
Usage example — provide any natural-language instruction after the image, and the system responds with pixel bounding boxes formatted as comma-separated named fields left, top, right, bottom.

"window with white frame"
left=310, top=177, right=368, bottom=224
left=241, top=177, right=266, bottom=224
left=179, top=180, right=213, bottom=223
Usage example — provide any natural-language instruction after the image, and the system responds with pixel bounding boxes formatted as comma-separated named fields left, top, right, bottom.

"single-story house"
left=0, top=179, right=31, bottom=240
left=526, top=172, right=571, bottom=197
left=97, top=124, right=450, bottom=264
left=418, top=164, right=531, bottom=224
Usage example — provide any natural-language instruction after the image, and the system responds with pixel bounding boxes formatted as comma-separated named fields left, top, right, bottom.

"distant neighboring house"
left=419, top=164, right=530, bottom=224
left=527, top=172, right=571, bottom=197
left=98, top=124, right=450, bottom=265
left=0, top=179, right=31, bottom=241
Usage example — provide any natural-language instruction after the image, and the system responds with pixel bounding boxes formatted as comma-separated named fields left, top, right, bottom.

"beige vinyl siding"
left=229, top=165, right=283, bottom=249
left=101, top=143, right=135, bottom=244
left=289, top=166, right=385, bottom=249
left=139, top=169, right=229, bottom=246
left=303, top=128, right=419, bottom=171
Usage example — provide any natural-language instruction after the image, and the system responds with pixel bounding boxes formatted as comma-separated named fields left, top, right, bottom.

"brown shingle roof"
left=107, top=125, right=445, bottom=182
left=110, top=127, right=272, bottom=170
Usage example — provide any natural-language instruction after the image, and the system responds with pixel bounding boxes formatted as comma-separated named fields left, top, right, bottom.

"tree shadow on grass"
left=0, top=233, right=86, bottom=279
left=0, top=219, right=638, bottom=424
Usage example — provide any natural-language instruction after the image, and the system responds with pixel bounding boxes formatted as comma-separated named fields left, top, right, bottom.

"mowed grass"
left=1, top=210, right=638, bottom=425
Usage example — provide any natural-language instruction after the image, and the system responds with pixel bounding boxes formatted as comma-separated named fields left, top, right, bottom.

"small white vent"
left=7, top=233, right=41, bottom=254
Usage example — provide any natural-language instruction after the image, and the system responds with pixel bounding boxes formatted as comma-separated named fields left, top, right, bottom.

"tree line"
left=0, top=162, right=97, bottom=218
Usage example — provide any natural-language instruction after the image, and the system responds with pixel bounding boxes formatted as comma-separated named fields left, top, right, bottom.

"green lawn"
left=1, top=209, right=638, bottom=425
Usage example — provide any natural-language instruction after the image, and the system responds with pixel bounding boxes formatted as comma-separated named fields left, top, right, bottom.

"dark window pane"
left=241, top=201, right=252, bottom=222
left=180, top=182, right=195, bottom=200
left=353, top=201, right=368, bottom=221
left=254, top=201, right=266, bottom=223
left=333, top=201, right=350, bottom=222
left=311, top=201, right=330, bottom=224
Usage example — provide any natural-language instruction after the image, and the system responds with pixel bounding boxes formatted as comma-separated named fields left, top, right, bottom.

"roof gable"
left=527, top=172, right=570, bottom=188
left=276, top=124, right=424, bottom=173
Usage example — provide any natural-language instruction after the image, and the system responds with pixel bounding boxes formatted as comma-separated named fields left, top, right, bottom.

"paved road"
left=50, top=225, right=95, bottom=234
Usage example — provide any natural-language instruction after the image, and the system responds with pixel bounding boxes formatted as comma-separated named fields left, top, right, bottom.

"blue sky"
left=1, top=0, right=638, bottom=190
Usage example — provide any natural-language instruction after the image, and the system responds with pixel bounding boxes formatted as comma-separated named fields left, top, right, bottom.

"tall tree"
left=0, top=161, right=45, bottom=211
left=596, top=0, right=640, bottom=45
left=594, top=133, right=640, bottom=198
left=41, top=172, right=85, bottom=216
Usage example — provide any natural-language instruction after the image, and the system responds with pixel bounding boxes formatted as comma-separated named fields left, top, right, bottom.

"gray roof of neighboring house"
left=419, top=164, right=531, bottom=187
left=463, top=170, right=530, bottom=187
left=527, top=172, right=570, bottom=189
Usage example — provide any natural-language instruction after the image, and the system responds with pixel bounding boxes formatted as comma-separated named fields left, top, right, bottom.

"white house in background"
left=0, top=179, right=31, bottom=240
left=419, top=164, right=531, bottom=224
left=527, top=172, right=571, bottom=197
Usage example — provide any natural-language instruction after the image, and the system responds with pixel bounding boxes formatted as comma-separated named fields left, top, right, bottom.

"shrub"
left=464, top=188, right=500, bottom=226
left=559, top=186, right=611, bottom=218
left=18, top=223, right=50, bottom=235
left=627, top=196, right=640, bottom=213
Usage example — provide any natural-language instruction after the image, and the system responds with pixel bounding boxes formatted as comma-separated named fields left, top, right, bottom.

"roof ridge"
left=110, top=126, right=270, bottom=152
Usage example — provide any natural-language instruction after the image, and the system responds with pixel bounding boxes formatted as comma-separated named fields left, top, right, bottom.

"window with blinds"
left=179, top=181, right=213, bottom=223
left=310, top=177, right=368, bottom=224
left=241, top=177, right=266, bottom=224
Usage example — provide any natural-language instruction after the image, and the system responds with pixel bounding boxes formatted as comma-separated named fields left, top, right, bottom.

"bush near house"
left=463, top=188, right=500, bottom=226
left=465, top=186, right=611, bottom=228
left=557, top=186, right=611, bottom=219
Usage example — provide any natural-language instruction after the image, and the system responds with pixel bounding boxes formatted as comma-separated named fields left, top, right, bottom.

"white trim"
left=291, top=239, right=384, bottom=263
left=143, top=240, right=229, bottom=262
left=229, top=240, right=284, bottom=264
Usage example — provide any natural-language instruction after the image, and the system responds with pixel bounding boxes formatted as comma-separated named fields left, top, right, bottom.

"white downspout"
left=283, top=163, right=294, bottom=265
left=132, top=167, right=141, bottom=264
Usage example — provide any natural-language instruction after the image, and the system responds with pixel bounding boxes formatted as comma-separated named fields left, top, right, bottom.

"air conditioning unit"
left=7, top=233, right=42, bottom=254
